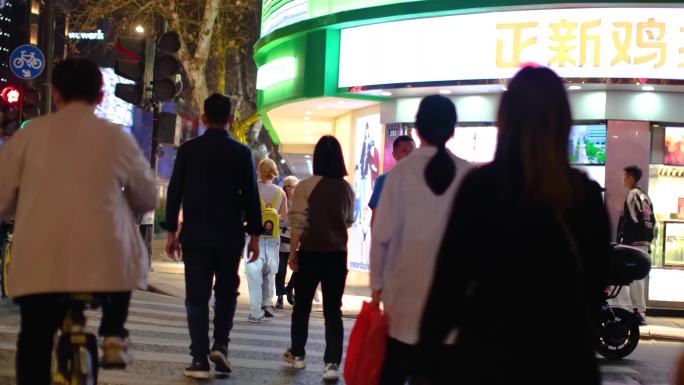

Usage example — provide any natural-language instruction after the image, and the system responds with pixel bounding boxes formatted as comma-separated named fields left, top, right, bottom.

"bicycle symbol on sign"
left=13, top=51, right=43, bottom=70
left=9, top=44, right=45, bottom=80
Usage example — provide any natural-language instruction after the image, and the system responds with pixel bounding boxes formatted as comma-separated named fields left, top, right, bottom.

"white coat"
left=0, top=102, right=158, bottom=298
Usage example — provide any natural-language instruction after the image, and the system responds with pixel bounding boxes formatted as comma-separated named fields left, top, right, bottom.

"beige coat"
left=0, top=102, right=158, bottom=298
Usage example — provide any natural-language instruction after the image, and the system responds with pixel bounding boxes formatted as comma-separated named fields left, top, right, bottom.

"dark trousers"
left=183, top=244, right=242, bottom=360
left=291, top=250, right=347, bottom=364
left=380, top=337, right=459, bottom=385
left=380, top=337, right=421, bottom=385
left=275, top=252, right=289, bottom=296
left=15, top=292, right=131, bottom=385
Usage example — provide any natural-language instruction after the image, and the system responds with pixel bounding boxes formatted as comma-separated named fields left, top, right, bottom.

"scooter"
left=595, top=244, right=651, bottom=360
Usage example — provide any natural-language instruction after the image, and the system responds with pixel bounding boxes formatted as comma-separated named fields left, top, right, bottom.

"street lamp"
left=135, top=25, right=145, bottom=34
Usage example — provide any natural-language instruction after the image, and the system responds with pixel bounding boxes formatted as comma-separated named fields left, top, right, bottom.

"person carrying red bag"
left=344, top=301, right=387, bottom=385
left=369, top=95, right=472, bottom=385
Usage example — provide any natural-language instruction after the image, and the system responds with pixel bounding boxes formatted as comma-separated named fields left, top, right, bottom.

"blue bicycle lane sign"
left=9, top=44, right=45, bottom=80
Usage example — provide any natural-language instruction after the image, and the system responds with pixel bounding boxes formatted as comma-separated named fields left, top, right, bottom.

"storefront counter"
left=649, top=220, right=684, bottom=309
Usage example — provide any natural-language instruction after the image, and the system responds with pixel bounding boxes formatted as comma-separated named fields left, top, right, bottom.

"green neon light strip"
left=257, top=0, right=684, bottom=50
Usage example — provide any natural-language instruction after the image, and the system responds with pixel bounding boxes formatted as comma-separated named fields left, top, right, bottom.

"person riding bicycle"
left=0, top=58, right=158, bottom=385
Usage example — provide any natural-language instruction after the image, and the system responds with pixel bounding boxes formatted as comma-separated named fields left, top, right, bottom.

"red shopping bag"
left=344, top=301, right=387, bottom=385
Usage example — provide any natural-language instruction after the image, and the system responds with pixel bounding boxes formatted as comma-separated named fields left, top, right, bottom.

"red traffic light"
left=1, top=86, right=22, bottom=106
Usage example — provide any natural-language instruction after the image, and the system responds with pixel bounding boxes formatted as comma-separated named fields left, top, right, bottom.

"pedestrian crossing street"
left=0, top=290, right=672, bottom=385
left=0, top=290, right=354, bottom=385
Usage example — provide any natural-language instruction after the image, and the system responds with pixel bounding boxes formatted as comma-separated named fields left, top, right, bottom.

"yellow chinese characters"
left=497, top=17, right=674, bottom=69
left=496, top=22, right=539, bottom=68
left=549, top=19, right=578, bottom=67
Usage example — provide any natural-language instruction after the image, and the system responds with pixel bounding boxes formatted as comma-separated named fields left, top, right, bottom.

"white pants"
left=609, top=245, right=649, bottom=316
left=245, top=237, right=280, bottom=318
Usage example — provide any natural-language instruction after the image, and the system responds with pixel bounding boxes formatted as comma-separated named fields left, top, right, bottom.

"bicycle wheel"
left=52, top=333, right=98, bottom=385
left=30, top=58, right=43, bottom=69
left=0, top=239, right=9, bottom=298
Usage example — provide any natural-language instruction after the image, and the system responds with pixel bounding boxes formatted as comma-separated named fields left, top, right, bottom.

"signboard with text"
left=339, top=7, right=684, bottom=87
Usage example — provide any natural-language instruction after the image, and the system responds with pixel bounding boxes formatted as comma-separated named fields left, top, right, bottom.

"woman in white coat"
left=0, top=58, right=158, bottom=385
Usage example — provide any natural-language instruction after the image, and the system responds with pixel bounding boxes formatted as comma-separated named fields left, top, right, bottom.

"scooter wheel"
left=595, top=307, right=640, bottom=360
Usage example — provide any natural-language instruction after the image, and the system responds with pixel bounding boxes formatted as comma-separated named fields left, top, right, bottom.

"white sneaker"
left=100, top=336, right=132, bottom=369
left=248, top=314, right=263, bottom=323
left=314, top=290, right=321, bottom=303
left=323, top=363, right=339, bottom=381
left=283, top=349, right=306, bottom=369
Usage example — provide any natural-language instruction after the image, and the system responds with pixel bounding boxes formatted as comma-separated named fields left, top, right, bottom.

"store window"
left=649, top=125, right=684, bottom=269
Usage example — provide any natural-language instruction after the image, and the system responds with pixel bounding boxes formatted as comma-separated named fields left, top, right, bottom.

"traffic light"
left=22, top=85, right=40, bottom=120
left=1, top=103, right=20, bottom=136
left=114, top=36, right=153, bottom=106
left=152, top=31, right=182, bottom=101
left=1, top=86, right=22, bottom=107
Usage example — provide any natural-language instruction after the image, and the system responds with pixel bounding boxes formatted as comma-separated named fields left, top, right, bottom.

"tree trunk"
left=187, top=62, right=209, bottom=113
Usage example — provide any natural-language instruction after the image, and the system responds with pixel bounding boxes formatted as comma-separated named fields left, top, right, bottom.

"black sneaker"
left=184, top=358, right=210, bottom=379
left=210, top=343, right=232, bottom=374
left=262, top=306, right=276, bottom=318
left=276, top=296, right=284, bottom=309
left=286, top=287, right=295, bottom=305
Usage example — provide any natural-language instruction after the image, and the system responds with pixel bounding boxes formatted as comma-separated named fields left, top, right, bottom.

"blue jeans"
left=245, top=237, right=280, bottom=318
left=183, top=244, right=242, bottom=360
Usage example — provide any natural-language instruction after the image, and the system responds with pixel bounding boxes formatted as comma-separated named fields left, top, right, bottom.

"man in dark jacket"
left=164, top=94, right=262, bottom=378
left=616, top=165, right=654, bottom=325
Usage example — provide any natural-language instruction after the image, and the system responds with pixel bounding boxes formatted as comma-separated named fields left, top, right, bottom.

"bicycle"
left=51, top=294, right=100, bottom=385
left=0, top=222, right=12, bottom=298
left=12, top=51, right=43, bottom=70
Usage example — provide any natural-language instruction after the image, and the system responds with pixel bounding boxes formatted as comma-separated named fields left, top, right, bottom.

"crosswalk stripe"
left=0, top=325, right=337, bottom=345
left=127, top=302, right=356, bottom=325
left=120, top=336, right=325, bottom=357
left=91, top=310, right=339, bottom=329
left=86, top=313, right=339, bottom=336
left=0, top=340, right=325, bottom=374
left=0, top=367, right=239, bottom=385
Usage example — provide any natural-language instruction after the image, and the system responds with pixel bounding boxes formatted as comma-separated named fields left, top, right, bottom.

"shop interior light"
left=280, top=158, right=286, bottom=164
left=380, top=91, right=392, bottom=96
left=304, top=116, right=311, bottom=121
left=316, top=105, right=324, bottom=110
left=642, top=85, right=655, bottom=91
left=305, top=111, right=312, bottom=115
left=569, top=85, right=582, bottom=90
left=501, top=86, right=508, bottom=91
left=337, top=101, right=345, bottom=105
left=135, top=25, right=145, bottom=34
left=439, top=89, right=452, bottom=94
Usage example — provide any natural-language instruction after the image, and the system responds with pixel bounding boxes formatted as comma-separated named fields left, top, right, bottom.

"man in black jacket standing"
left=164, top=94, right=263, bottom=379
left=616, top=165, right=655, bottom=325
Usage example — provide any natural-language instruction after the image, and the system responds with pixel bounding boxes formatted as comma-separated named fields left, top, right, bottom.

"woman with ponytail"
left=370, top=95, right=472, bottom=385
left=420, top=67, right=611, bottom=385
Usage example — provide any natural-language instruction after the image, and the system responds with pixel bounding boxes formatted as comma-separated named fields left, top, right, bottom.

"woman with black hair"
left=370, top=95, right=472, bottom=385
left=283, top=135, right=355, bottom=382
left=420, top=67, right=611, bottom=385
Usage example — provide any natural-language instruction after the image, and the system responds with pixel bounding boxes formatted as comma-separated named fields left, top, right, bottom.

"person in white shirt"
left=246, top=159, right=287, bottom=322
left=370, top=95, right=472, bottom=385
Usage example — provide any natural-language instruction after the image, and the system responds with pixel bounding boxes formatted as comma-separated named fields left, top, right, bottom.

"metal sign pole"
left=39, top=0, right=55, bottom=115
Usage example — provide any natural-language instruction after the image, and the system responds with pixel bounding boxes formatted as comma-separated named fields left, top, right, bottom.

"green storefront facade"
left=255, top=1, right=684, bottom=310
